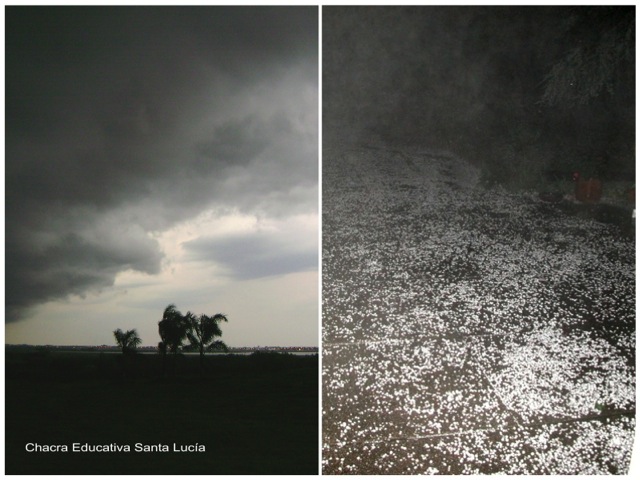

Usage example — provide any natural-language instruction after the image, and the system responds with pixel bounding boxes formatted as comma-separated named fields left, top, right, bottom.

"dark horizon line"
left=5, top=343, right=319, bottom=351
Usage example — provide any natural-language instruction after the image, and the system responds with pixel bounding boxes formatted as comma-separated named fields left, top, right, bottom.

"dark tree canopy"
left=113, top=328, right=142, bottom=354
left=185, top=311, right=229, bottom=371
left=158, top=304, right=189, bottom=354
left=158, top=304, right=229, bottom=365
left=541, top=7, right=634, bottom=107
left=323, top=6, right=635, bottom=187
left=186, top=312, right=228, bottom=354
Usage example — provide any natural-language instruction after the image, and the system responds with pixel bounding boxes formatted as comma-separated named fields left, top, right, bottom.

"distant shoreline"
left=5, top=344, right=318, bottom=354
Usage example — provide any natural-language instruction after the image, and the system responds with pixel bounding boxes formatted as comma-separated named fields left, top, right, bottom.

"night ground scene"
left=322, top=6, right=635, bottom=474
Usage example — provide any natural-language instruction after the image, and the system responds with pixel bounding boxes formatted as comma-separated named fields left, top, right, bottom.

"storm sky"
left=5, top=6, right=319, bottom=347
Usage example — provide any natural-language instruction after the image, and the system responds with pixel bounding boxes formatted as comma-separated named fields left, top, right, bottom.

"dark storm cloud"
left=6, top=225, right=163, bottom=322
left=182, top=232, right=317, bottom=281
left=5, top=6, right=318, bottom=322
left=197, top=118, right=271, bottom=167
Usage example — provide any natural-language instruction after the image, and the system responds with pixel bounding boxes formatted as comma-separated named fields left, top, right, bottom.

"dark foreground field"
left=5, top=350, right=318, bottom=475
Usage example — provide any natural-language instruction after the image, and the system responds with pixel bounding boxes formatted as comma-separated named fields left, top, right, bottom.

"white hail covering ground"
left=322, top=144, right=635, bottom=475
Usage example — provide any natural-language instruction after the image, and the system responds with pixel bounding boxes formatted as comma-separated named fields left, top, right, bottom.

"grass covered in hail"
left=322, top=143, right=635, bottom=475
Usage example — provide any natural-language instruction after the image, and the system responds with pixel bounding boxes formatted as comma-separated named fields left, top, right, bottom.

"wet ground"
left=322, top=144, right=635, bottom=474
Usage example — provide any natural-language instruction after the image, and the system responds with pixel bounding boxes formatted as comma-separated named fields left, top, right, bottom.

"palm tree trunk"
left=158, top=343, right=167, bottom=378
left=172, top=349, right=178, bottom=376
left=199, top=344, right=205, bottom=376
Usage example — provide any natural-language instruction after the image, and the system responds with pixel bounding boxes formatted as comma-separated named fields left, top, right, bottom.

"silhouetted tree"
left=113, top=328, right=142, bottom=355
left=541, top=7, right=634, bottom=107
left=113, top=328, right=141, bottom=378
left=158, top=304, right=190, bottom=376
left=185, top=311, right=229, bottom=371
left=158, top=304, right=189, bottom=355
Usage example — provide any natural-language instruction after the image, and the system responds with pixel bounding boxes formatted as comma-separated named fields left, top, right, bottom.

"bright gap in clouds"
left=5, top=210, right=318, bottom=348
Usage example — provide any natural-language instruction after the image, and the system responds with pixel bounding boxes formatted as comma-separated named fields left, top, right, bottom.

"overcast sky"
left=4, top=6, right=319, bottom=347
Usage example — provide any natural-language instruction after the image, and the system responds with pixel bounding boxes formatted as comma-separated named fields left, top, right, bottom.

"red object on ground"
left=573, top=172, right=602, bottom=203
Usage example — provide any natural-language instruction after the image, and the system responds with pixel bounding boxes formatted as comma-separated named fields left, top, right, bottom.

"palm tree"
left=158, top=304, right=189, bottom=376
left=113, top=328, right=142, bottom=378
left=185, top=312, right=229, bottom=371
left=113, top=328, right=142, bottom=355
left=158, top=304, right=189, bottom=354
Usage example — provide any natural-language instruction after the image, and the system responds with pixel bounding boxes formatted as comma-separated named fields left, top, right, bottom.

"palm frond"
left=159, top=304, right=190, bottom=352
left=114, top=328, right=141, bottom=353
left=159, top=305, right=229, bottom=354
left=186, top=331, right=199, bottom=347
left=212, top=313, right=228, bottom=323
left=113, top=328, right=125, bottom=347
